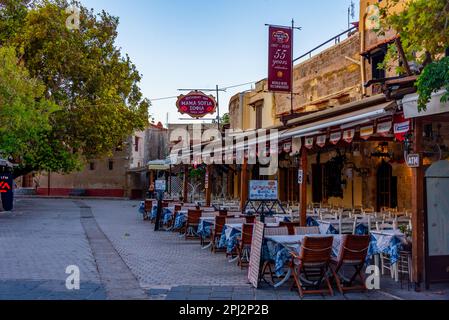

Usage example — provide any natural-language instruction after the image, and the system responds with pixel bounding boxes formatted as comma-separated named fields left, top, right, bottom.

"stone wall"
left=275, top=33, right=362, bottom=116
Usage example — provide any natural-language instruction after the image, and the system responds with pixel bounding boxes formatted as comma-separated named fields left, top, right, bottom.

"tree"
left=0, top=46, right=75, bottom=173
left=0, top=0, right=150, bottom=176
left=379, top=0, right=449, bottom=110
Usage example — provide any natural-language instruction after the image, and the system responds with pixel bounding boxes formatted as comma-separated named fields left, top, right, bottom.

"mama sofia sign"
left=176, top=91, right=217, bottom=118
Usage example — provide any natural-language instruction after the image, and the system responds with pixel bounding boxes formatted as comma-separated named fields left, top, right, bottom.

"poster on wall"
left=268, top=26, right=293, bottom=93
left=249, top=180, right=278, bottom=201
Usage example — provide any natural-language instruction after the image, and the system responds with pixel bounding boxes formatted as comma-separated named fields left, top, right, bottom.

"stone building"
left=17, top=122, right=168, bottom=198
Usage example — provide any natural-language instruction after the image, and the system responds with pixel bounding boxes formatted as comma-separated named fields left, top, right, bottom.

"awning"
left=281, top=101, right=397, bottom=140
left=147, top=159, right=172, bottom=171
left=402, top=90, right=449, bottom=119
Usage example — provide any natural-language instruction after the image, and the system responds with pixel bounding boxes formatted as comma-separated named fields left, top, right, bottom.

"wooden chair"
left=144, top=200, right=152, bottom=221
left=330, top=235, right=370, bottom=294
left=289, top=236, right=334, bottom=298
left=184, top=209, right=202, bottom=240
left=211, top=216, right=226, bottom=253
left=236, top=223, right=254, bottom=269
left=280, top=221, right=301, bottom=235
left=294, top=226, right=320, bottom=235
left=245, top=215, right=256, bottom=224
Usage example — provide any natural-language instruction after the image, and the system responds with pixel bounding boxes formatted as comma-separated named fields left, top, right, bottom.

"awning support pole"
left=183, top=164, right=189, bottom=203
left=411, top=118, right=425, bottom=290
left=240, top=158, right=248, bottom=212
left=300, top=144, right=308, bottom=226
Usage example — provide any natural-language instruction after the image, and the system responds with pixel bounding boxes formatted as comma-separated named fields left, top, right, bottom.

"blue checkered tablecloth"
left=162, top=208, right=174, bottom=225
left=173, top=211, right=187, bottom=229
left=218, top=224, right=241, bottom=253
left=197, top=219, right=213, bottom=238
left=368, top=230, right=406, bottom=265
left=306, top=217, right=338, bottom=234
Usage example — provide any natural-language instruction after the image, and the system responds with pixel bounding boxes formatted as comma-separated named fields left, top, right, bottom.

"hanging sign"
left=291, top=136, right=302, bottom=155
left=394, top=113, right=410, bottom=142
left=268, top=26, right=293, bottom=92
left=298, top=169, right=304, bottom=184
left=343, top=129, right=355, bottom=143
left=305, top=137, right=314, bottom=149
left=406, top=154, right=420, bottom=168
left=176, top=91, right=217, bottom=118
left=330, top=132, right=342, bottom=145
left=360, top=125, right=374, bottom=140
left=316, top=135, right=327, bottom=148
left=283, top=142, right=292, bottom=153
left=377, top=121, right=392, bottom=136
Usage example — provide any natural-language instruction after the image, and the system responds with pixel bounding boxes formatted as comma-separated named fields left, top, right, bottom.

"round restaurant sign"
left=176, top=91, right=217, bottom=118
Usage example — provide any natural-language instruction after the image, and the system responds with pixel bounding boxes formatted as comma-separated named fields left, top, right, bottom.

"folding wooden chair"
left=184, top=209, right=202, bottom=240
left=294, top=226, right=320, bottom=235
left=290, top=236, right=334, bottom=298
left=144, top=200, right=152, bottom=221
left=236, top=223, right=254, bottom=269
left=330, top=235, right=370, bottom=294
left=211, top=216, right=226, bottom=253
left=280, top=221, right=301, bottom=235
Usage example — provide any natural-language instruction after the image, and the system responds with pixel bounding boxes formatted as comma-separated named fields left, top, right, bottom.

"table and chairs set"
left=140, top=199, right=413, bottom=297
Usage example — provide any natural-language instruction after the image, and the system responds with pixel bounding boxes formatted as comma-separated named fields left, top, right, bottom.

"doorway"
left=376, top=160, right=398, bottom=211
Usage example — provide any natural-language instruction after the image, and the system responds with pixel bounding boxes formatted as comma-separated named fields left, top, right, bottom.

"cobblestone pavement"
left=1, top=198, right=448, bottom=300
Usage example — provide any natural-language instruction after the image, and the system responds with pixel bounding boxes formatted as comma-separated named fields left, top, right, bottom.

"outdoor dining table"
left=218, top=222, right=280, bottom=256
left=197, top=217, right=215, bottom=238
left=263, top=234, right=343, bottom=288
left=369, top=229, right=408, bottom=277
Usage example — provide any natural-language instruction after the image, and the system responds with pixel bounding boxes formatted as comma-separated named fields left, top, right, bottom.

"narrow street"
left=1, top=198, right=447, bottom=300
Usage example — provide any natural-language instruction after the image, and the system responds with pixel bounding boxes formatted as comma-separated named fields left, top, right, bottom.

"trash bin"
left=0, top=172, right=14, bottom=211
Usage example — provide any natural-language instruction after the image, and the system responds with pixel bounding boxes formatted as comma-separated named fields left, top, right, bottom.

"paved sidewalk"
left=0, top=199, right=106, bottom=300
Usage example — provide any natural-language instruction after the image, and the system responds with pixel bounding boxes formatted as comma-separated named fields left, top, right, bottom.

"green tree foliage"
left=0, top=0, right=150, bottom=175
left=379, top=0, right=449, bottom=110
left=0, top=46, right=76, bottom=173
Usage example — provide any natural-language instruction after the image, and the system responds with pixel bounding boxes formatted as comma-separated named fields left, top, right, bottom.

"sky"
left=81, top=0, right=360, bottom=125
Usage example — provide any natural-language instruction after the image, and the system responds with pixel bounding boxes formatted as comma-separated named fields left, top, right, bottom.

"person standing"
left=148, top=182, right=155, bottom=199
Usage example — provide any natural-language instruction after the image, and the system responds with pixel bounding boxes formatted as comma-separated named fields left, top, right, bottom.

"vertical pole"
left=183, top=164, right=189, bottom=203
left=411, top=118, right=425, bottom=290
left=300, top=145, right=308, bottom=226
left=205, top=165, right=212, bottom=207
left=240, top=157, right=248, bottom=212
left=169, top=165, right=172, bottom=196
left=216, top=85, right=220, bottom=129
left=47, top=171, right=51, bottom=196
left=290, top=19, right=294, bottom=115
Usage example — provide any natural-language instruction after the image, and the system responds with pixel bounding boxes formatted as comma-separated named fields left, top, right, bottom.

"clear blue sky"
left=81, top=0, right=359, bottom=125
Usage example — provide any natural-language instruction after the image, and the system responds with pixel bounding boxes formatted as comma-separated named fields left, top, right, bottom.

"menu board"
left=248, top=221, right=265, bottom=288
left=249, top=180, right=278, bottom=201
left=155, top=180, right=166, bottom=192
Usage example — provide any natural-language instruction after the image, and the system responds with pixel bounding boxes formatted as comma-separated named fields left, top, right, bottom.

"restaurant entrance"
left=376, top=160, right=398, bottom=211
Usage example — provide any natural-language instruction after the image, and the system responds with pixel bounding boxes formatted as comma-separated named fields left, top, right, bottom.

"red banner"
left=268, top=26, right=293, bottom=93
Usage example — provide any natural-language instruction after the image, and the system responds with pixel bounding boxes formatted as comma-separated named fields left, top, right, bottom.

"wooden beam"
left=395, top=38, right=413, bottom=76
left=205, top=165, right=212, bottom=207
left=300, top=146, right=308, bottom=226
left=240, top=158, right=248, bottom=211
left=411, top=118, right=425, bottom=289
